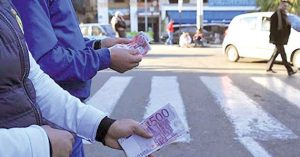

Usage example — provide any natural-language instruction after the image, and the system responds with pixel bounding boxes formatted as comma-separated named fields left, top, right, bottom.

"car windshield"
left=288, top=14, right=300, bottom=32
left=101, top=25, right=116, bottom=37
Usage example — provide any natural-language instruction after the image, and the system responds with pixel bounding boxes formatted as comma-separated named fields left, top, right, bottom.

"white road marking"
left=145, top=76, right=191, bottom=142
left=85, top=76, right=132, bottom=115
left=200, top=76, right=297, bottom=157
left=239, top=137, right=272, bottom=157
left=252, top=77, right=300, bottom=109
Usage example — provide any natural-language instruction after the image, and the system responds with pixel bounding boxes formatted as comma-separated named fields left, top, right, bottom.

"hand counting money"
left=118, top=104, right=189, bottom=157
left=113, top=32, right=151, bottom=56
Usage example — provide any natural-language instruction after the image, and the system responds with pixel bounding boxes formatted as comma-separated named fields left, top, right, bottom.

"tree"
left=290, top=0, right=300, bottom=15
left=256, top=0, right=282, bottom=11
left=256, top=0, right=300, bottom=15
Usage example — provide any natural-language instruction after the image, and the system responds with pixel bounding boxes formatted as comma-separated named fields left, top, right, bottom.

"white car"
left=222, top=12, right=300, bottom=68
left=79, top=23, right=116, bottom=40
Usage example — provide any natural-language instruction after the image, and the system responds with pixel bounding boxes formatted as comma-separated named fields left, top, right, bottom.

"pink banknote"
left=113, top=32, right=151, bottom=56
left=118, top=104, right=189, bottom=157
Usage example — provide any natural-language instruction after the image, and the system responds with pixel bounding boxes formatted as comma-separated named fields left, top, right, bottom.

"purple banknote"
left=118, top=104, right=189, bottom=157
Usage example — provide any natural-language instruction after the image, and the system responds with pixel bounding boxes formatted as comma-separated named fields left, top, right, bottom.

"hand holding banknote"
left=109, top=47, right=142, bottom=73
left=100, top=37, right=132, bottom=48
left=103, top=119, right=155, bottom=157
left=112, top=32, right=152, bottom=56
left=108, top=32, right=151, bottom=73
left=118, top=104, right=189, bottom=157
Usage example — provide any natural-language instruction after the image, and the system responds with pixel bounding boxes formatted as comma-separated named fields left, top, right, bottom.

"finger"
left=148, top=154, right=155, bottom=157
left=133, top=125, right=152, bottom=139
left=129, top=50, right=139, bottom=55
left=105, top=138, right=122, bottom=150
left=69, top=133, right=75, bottom=144
left=131, top=62, right=139, bottom=69
left=117, top=38, right=131, bottom=44
left=130, top=55, right=142, bottom=64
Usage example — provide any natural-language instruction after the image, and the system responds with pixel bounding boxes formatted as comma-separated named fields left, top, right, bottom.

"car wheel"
left=226, top=45, right=239, bottom=62
left=292, top=50, right=300, bottom=69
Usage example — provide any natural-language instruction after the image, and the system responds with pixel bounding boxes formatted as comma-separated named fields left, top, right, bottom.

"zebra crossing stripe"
left=239, top=137, right=272, bottom=157
left=200, top=76, right=297, bottom=157
left=85, top=76, right=132, bottom=115
left=251, top=77, right=300, bottom=109
left=145, top=76, right=191, bottom=142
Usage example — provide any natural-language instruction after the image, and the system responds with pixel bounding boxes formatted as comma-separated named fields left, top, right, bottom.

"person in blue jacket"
left=11, top=0, right=143, bottom=157
left=0, top=1, right=154, bottom=157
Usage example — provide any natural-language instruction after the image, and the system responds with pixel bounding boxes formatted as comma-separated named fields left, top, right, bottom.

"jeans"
left=166, top=32, right=173, bottom=45
left=70, top=136, right=85, bottom=157
left=194, top=39, right=204, bottom=47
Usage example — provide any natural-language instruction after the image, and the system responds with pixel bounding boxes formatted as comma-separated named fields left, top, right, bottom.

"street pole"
left=151, top=11, right=154, bottom=33
left=178, top=0, right=183, bottom=33
left=145, top=0, right=148, bottom=32
left=97, top=0, right=109, bottom=24
left=197, top=0, right=204, bottom=29
left=179, top=11, right=182, bottom=33
left=130, top=0, right=138, bottom=32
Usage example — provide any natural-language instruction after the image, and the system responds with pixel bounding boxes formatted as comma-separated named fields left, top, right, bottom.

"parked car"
left=203, top=23, right=228, bottom=44
left=222, top=12, right=300, bottom=68
left=79, top=23, right=116, bottom=40
left=160, top=23, right=228, bottom=44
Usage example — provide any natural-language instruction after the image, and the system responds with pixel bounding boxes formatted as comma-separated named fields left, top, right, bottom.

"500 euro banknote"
left=118, top=104, right=189, bottom=157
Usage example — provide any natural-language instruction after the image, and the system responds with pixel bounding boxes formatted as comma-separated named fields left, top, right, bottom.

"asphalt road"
left=84, top=45, right=300, bottom=157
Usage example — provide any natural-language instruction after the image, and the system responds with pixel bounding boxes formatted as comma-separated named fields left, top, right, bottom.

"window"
left=80, top=26, right=89, bottom=36
left=91, top=26, right=103, bottom=36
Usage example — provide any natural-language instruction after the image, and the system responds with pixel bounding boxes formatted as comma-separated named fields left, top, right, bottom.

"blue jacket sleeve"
left=38, top=46, right=110, bottom=82
left=84, top=37, right=97, bottom=48
left=12, top=0, right=110, bottom=82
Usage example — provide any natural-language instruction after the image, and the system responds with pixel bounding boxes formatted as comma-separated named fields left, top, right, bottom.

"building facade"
left=74, top=0, right=258, bottom=42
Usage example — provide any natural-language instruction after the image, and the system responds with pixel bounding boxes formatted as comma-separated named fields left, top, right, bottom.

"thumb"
left=130, top=54, right=143, bottom=63
left=133, top=125, right=152, bottom=139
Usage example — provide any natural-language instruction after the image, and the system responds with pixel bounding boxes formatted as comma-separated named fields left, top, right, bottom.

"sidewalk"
left=150, top=42, right=222, bottom=48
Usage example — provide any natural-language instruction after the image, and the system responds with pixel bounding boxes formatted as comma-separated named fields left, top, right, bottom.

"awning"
left=166, top=11, right=196, bottom=25
left=204, top=10, right=247, bottom=24
left=167, top=10, right=254, bottom=24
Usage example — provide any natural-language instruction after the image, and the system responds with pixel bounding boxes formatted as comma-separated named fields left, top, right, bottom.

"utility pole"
left=178, top=0, right=183, bottom=33
left=130, top=0, right=138, bottom=32
left=97, top=0, right=109, bottom=24
left=145, top=0, right=148, bottom=32
left=197, top=0, right=203, bottom=29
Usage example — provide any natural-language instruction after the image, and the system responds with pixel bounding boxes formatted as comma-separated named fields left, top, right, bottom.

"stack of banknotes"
left=113, top=32, right=151, bottom=55
left=118, top=104, right=190, bottom=157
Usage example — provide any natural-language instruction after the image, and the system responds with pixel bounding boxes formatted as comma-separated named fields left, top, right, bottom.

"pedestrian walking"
left=266, top=0, right=297, bottom=76
left=166, top=19, right=174, bottom=45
